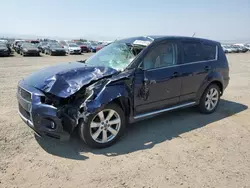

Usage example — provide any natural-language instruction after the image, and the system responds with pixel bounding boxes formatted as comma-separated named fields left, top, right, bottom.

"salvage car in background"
left=222, top=45, right=233, bottom=53
left=244, top=44, right=250, bottom=51
left=37, top=42, right=48, bottom=53
left=230, top=45, right=240, bottom=53
left=17, top=36, right=229, bottom=148
left=233, top=45, right=248, bottom=53
left=44, top=43, right=66, bottom=56
left=13, top=40, right=24, bottom=50
left=75, top=41, right=91, bottom=53
left=88, top=43, right=98, bottom=52
left=20, top=43, right=40, bottom=56
left=96, top=42, right=112, bottom=52
left=238, top=46, right=248, bottom=53
left=14, top=40, right=25, bottom=53
left=59, top=40, right=70, bottom=48
left=64, top=43, right=82, bottom=54
left=96, top=44, right=104, bottom=52
left=0, top=42, right=12, bottom=57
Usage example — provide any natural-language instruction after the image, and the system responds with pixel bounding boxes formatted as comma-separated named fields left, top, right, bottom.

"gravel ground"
left=0, top=52, right=250, bottom=188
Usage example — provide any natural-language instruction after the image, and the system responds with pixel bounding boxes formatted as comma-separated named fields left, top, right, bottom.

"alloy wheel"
left=90, top=109, right=121, bottom=143
left=205, top=88, right=219, bottom=111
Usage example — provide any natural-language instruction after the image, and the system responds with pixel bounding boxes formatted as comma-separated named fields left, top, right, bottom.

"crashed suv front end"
left=18, top=81, right=69, bottom=140
left=17, top=37, right=150, bottom=145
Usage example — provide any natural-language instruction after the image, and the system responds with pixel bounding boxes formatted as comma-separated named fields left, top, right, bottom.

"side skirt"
left=132, top=101, right=196, bottom=121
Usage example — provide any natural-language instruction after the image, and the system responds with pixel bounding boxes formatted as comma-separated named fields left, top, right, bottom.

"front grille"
left=18, top=87, right=32, bottom=102
left=19, top=103, right=30, bottom=120
left=28, top=50, right=37, bottom=53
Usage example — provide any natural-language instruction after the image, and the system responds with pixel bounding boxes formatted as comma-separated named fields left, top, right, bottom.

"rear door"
left=179, top=40, right=217, bottom=102
left=133, top=42, right=182, bottom=114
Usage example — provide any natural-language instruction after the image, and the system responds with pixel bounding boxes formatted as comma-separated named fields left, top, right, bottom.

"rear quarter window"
left=182, top=41, right=204, bottom=63
left=203, top=43, right=217, bottom=60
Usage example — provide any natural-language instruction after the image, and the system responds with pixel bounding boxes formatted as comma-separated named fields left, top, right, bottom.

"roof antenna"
left=192, top=32, right=196, bottom=37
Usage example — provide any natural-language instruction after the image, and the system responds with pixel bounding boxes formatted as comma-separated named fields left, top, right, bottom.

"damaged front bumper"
left=17, top=81, right=71, bottom=141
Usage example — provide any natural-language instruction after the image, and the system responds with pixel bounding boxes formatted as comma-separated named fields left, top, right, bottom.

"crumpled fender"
left=80, top=69, right=134, bottom=119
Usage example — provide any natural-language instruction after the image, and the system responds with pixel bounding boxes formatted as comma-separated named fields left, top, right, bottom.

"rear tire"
left=78, top=103, right=126, bottom=148
left=198, top=84, right=220, bottom=114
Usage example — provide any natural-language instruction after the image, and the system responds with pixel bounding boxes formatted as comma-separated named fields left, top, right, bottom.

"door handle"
left=172, top=72, right=179, bottom=78
left=205, top=66, right=211, bottom=71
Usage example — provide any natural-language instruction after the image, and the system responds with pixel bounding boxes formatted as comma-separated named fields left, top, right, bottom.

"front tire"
left=198, top=84, right=220, bottom=114
left=78, top=103, right=126, bottom=148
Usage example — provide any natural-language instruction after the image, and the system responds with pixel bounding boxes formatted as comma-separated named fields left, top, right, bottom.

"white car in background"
left=222, top=45, right=233, bottom=53
left=0, top=39, right=8, bottom=44
left=58, top=41, right=81, bottom=54
left=244, top=44, right=250, bottom=51
left=66, top=43, right=82, bottom=55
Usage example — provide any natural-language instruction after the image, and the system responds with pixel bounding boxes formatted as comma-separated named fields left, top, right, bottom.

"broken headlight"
left=40, top=96, right=53, bottom=105
left=40, top=94, right=63, bottom=106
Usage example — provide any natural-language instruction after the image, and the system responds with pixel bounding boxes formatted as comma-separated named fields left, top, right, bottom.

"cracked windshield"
left=86, top=42, right=135, bottom=71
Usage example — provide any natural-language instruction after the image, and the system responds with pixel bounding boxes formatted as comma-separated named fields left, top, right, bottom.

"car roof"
left=118, top=36, right=220, bottom=45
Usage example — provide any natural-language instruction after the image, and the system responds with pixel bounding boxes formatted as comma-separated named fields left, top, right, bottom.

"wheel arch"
left=111, top=96, right=131, bottom=120
left=82, top=82, right=133, bottom=122
left=209, top=80, right=223, bottom=94
left=196, top=74, right=224, bottom=103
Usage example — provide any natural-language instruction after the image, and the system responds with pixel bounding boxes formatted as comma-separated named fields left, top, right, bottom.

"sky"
left=1, top=0, right=250, bottom=41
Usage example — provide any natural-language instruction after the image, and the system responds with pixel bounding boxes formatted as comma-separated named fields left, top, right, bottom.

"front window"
left=41, top=42, right=48, bottom=46
left=22, top=43, right=35, bottom=48
left=76, top=42, right=84, bottom=45
left=91, top=43, right=97, bottom=47
left=50, top=43, right=61, bottom=48
left=85, top=42, right=135, bottom=71
left=69, top=44, right=78, bottom=47
left=142, top=43, right=178, bottom=70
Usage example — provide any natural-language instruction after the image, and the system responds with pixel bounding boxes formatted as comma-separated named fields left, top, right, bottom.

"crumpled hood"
left=22, top=62, right=118, bottom=98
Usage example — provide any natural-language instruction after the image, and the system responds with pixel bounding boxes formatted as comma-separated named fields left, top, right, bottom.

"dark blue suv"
left=17, top=36, right=230, bottom=148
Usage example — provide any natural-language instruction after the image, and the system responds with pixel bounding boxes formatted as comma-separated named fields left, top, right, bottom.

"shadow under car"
left=35, top=99, right=248, bottom=160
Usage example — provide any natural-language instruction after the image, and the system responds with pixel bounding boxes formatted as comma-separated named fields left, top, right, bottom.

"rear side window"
left=182, top=41, right=204, bottom=63
left=203, top=43, right=216, bottom=60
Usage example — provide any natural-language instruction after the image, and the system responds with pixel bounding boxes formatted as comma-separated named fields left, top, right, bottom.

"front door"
left=133, top=42, right=182, bottom=115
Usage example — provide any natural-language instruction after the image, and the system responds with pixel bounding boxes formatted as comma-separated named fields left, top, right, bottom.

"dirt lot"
left=0, top=52, right=250, bottom=188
